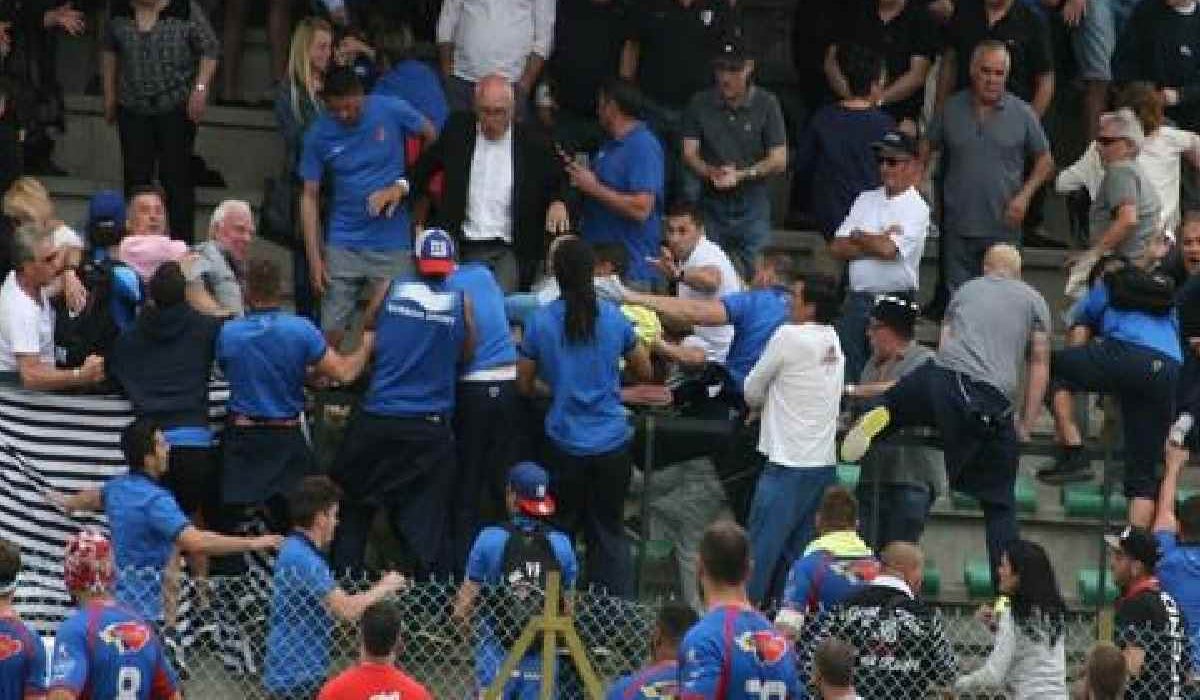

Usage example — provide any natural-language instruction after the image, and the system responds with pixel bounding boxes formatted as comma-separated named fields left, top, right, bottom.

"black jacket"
left=410, top=112, right=567, bottom=269
left=1114, top=0, right=1200, bottom=129
left=109, top=303, right=221, bottom=429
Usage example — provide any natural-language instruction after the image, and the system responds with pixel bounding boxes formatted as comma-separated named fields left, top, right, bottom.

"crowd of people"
left=3, top=0, right=1200, bottom=697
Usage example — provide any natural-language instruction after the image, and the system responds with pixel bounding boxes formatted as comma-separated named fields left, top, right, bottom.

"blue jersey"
left=466, top=518, right=577, bottom=700
left=607, top=661, right=678, bottom=700
left=48, top=601, right=177, bottom=700
left=519, top=299, right=637, bottom=455
left=721, top=288, right=792, bottom=390
left=264, top=533, right=337, bottom=694
left=447, top=263, right=517, bottom=375
left=0, top=613, right=46, bottom=699
left=678, top=605, right=801, bottom=700
left=782, top=533, right=880, bottom=614
left=1156, top=530, right=1200, bottom=671
left=103, top=473, right=190, bottom=622
left=299, top=94, right=428, bottom=251
left=363, top=276, right=466, bottom=416
left=217, top=309, right=328, bottom=419
left=580, top=122, right=664, bottom=283
left=1077, top=282, right=1182, bottom=362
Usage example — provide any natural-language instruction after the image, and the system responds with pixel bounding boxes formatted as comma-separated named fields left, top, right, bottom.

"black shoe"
left=1037, top=445, right=1093, bottom=484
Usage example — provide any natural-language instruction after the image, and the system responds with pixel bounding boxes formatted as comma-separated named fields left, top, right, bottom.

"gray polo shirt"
left=186, top=240, right=244, bottom=317
left=936, top=274, right=1051, bottom=398
left=928, top=90, right=1050, bottom=241
left=1090, top=159, right=1161, bottom=261
left=859, top=342, right=943, bottom=493
left=681, top=85, right=787, bottom=196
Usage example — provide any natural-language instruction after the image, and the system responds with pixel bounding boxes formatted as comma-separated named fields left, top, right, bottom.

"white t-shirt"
left=678, top=236, right=741, bottom=362
left=743, top=323, right=844, bottom=467
left=1056, top=125, right=1200, bottom=233
left=834, top=186, right=929, bottom=293
left=0, top=271, right=54, bottom=372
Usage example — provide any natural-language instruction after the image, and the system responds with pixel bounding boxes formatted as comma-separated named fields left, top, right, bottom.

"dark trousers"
left=880, top=362, right=1019, bottom=579
left=1052, top=338, right=1180, bottom=499
left=450, top=379, right=525, bottom=573
left=546, top=442, right=634, bottom=598
left=164, top=444, right=221, bottom=524
left=856, top=482, right=934, bottom=552
left=117, top=107, right=197, bottom=242
left=330, top=411, right=456, bottom=577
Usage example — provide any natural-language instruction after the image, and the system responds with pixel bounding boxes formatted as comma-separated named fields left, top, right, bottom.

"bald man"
left=842, top=244, right=1051, bottom=582
left=809, top=542, right=957, bottom=699
left=412, top=73, right=569, bottom=293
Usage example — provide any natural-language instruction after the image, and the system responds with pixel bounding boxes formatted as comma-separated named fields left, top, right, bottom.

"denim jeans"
left=700, top=186, right=772, bottom=283
left=856, top=483, right=934, bottom=551
left=747, top=464, right=837, bottom=607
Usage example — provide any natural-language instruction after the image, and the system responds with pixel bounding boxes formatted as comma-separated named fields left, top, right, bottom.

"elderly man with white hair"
left=186, top=199, right=255, bottom=318
left=1087, top=109, right=1162, bottom=262
left=842, top=243, right=1052, bottom=585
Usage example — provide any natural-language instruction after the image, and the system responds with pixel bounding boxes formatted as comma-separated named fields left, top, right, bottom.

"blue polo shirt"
left=363, top=276, right=466, bottom=416
left=519, top=299, right=637, bottom=455
left=299, top=94, right=427, bottom=251
left=217, top=309, right=328, bottom=419
left=374, top=60, right=449, bottom=130
left=581, top=122, right=664, bottom=283
left=1077, top=282, right=1182, bottom=362
left=466, top=517, right=577, bottom=698
left=447, top=263, right=517, bottom=375
left=264, top=533, right=337, bottom=694
left=721, top=287, right=792, bottom=388
left=102, top=472, right=190, bottom=621
left=1155, top=530, right=1200, bottom=670
left=0, top=613, right=45, bottom=699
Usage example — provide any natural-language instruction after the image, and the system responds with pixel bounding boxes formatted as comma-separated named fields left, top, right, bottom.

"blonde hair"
left=285, top=17, right=334, bottom=123
left=2, top=177, right=54, bottom=229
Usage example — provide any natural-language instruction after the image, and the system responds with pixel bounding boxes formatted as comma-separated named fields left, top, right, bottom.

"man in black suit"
left=411, top=74, right=570, bottom=292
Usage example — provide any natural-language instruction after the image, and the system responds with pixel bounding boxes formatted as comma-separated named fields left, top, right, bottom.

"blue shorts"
left=1072, top=0, right=1144, bottom=81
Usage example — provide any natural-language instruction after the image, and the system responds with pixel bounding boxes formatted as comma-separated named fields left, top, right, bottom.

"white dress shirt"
left=462, top=126, right=515, bottom=244
left=834, top=185, right=929, bottom=294
left=437, top=0, right=555, bottom=82
left=678, top=236, right=741, bottom=362
left=743, top=323, right=844, bottom=468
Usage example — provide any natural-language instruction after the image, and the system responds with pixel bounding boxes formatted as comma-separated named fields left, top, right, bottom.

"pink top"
left=116, top=235, right=188, bottom=280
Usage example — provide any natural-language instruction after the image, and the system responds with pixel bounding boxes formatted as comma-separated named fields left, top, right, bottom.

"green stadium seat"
left=952, top=492, right=980, bottom=510
left=952, top=477, right=1035, bottom=513
left=1078, top=569, right=1118, bottom=606
left=964, top=560, right=993, bottom=598
left=922, top=561, right=940, bottom=597
left=1178, top=488, right=1198, bottom=509
left=1062, top=484, right=1126, bottom=519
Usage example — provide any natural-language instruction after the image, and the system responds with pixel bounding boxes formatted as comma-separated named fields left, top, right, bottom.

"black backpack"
left=53, top=258, right=140, bottom=369
left=488, top=522, right=562, bottom=649
left=1106, top=264, right=1176, bottom=316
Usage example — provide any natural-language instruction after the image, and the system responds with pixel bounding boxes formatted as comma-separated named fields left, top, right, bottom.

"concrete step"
left=59, top=96, right=283, bottom=191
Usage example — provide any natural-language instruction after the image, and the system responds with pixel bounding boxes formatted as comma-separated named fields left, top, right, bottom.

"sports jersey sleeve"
left=299, top=127, right=324, bottom=184
left=385, top=96, right=430, bottom=137
left=303, top=559, right=338, bottom=599
left=781, top=556, right=816, bottom=612
left=677, top=629, right=723, bottom=700
left=465, top=529, right=505, bottom=584
left=47, top=619, right=88, bottom=694
left=549, top=532, right=579, bottom=589
left=518, top=312, right=543, bottom=361
left=301, top=319, right=329, bottom=365
left=1156, top=530, right=1178, bottom=556
left=150, top=492, right=191, bottom=544
left=606, top=672, right=634, bottom=700
left=721, top=292, right=750, bottom=328
left=25, top=625, right=47, bottom=694
left=625, top=135, right=664, bottom=197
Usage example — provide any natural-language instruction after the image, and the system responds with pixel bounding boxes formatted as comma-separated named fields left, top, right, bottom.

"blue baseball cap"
left=87, top=190, right=126, bottom=237
left=415, top=228, right=456, bottom=275
left=508, top=461, right=555, bottom=517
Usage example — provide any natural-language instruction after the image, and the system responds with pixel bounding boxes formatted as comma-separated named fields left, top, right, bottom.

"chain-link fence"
left=16, top=567, right=1191, bottom=699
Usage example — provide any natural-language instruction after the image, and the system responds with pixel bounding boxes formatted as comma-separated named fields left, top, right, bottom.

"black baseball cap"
left=714, top=37, right=749, bottom=69
left=870, top=295, right=920, bottom=338
left=1105, top=526, right=1160, bottom=570
left=872, top=130, right=919, bottom=158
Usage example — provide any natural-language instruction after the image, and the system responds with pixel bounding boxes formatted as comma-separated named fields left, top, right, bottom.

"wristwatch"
left=394, top=178, right=410, bottom=196
left=674, top=268, right=686, bottom=284
left=746, top=166, right=759, bottom=180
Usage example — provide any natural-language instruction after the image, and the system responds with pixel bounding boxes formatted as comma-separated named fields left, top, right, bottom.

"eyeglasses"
left=877, top=156, right=911, bottom=167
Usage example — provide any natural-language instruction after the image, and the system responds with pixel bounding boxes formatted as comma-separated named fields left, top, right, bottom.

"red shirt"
left=318, top=662, right=432, bottom=700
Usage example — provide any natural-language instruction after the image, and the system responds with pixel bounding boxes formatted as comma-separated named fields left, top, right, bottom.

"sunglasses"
left=877, top=156, right=911, bottom=167
left=1096, top=136, right=1124, bottom=146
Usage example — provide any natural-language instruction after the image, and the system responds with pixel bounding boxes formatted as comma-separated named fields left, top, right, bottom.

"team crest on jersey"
left=99, top=621, right=151, bottom=654
left=831, top=558, right=882, bottom=584
left=0, top=634, right=22, bottom=660
left=736, top=630, right=789, bottom=665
